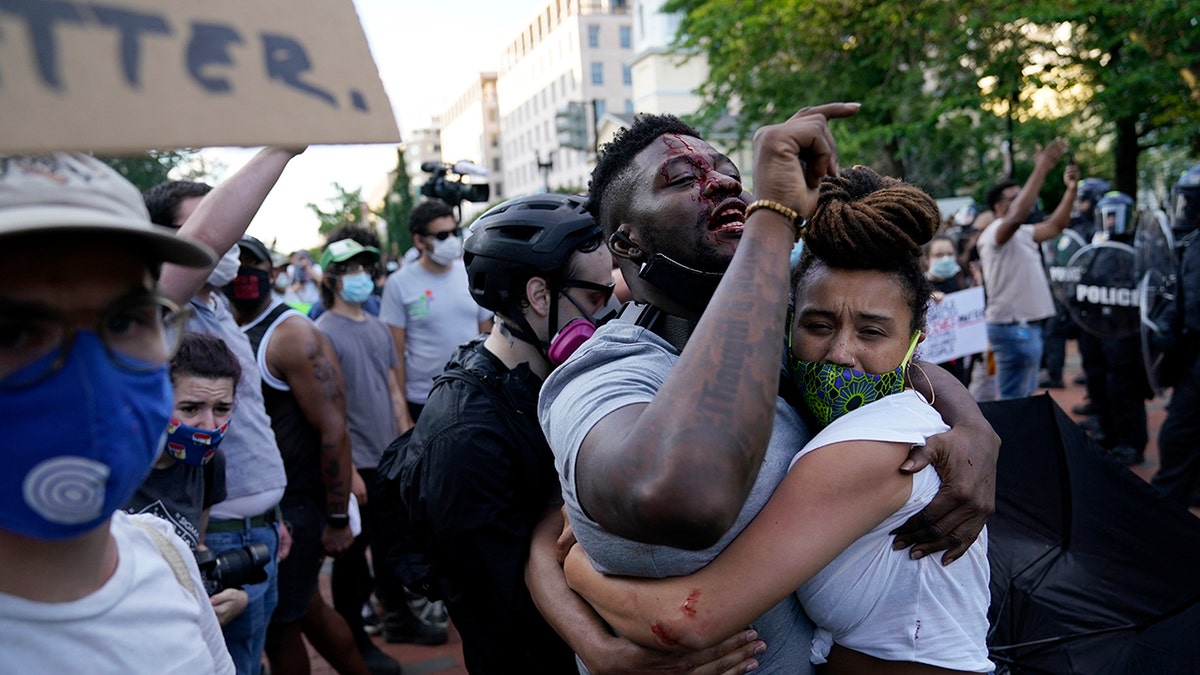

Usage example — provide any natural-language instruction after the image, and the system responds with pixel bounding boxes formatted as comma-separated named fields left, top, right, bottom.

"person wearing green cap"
left=316, top=239, right=446, bottom=668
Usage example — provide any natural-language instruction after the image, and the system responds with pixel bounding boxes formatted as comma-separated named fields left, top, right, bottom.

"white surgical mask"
left=207, top=245, right=241, bottom=288
left=428, top=236, right=463, bottom=266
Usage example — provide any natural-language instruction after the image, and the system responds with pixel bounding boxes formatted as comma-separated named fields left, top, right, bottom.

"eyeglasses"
left=329, top=263, right=371, bottom=276
left=424, top=229, right=462, bottom=241
left=0, top=294, right=190, bottom=390
left=560, top=279, right=616, bottom=306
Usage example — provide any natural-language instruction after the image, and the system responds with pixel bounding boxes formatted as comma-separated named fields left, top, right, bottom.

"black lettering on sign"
left=0, top=0, right=86, bottom=90
left=91, top=6, right=170, bottom=88
left=262, top=32, right=334, bottom=107
left=187, top=22, right=243, bottom=93
left=0, top=1, right=372, bottom=112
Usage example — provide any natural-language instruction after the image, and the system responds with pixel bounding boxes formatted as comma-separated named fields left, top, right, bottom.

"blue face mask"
left=929, top=256, right=960, bottom=280
left=788, top=330, right=922, bottom=428
left=339, top=272, right=375, bottom=304
left=0, top=333, right=172, bottom=539
left=165, top=418, right=229, bottom=467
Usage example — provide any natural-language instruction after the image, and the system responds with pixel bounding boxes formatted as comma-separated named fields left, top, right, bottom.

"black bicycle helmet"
left=464, top=193, right=602, bottom=314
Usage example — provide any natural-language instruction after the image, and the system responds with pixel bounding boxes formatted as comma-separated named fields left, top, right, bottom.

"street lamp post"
left=536, top=150, right=555, bottom=193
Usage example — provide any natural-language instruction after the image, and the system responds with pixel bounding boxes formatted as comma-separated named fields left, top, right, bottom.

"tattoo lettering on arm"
left=306, top=338, right=344, bottom=405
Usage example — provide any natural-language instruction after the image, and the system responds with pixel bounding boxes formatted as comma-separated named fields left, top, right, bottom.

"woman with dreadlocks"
left=564, top=166, right=993, bottom=674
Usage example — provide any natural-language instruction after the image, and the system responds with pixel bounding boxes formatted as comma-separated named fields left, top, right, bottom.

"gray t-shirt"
left=539, top=321, right=815, bottom=673
left=379, top=260, right=492, bottom=404
left=315, top=310, right=400, bottom=469
left=186, top=294, right=287, bottom=504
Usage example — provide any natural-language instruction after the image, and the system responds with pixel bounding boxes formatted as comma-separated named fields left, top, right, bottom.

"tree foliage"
left=307, top=183, right=369, bottom=239
left=375, top=146, right=416, bottom=258
left=664, top=0, right=1200, bottom=200
left=98, top=149, right=211, bottom=193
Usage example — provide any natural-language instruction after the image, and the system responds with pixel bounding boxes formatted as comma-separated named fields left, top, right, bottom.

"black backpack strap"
left=619, top=301, right=799, bottom=407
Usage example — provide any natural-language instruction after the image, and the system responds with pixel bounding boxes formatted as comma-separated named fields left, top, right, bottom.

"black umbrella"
left=981, top=394, right=1200, bottom=674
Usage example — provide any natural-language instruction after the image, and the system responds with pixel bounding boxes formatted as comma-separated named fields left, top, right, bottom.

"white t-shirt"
left=0, top=512, right=234, bottom=674
left=790, top=391, right=993, bottom=672
left=976, top=222, right=1056, bottom=323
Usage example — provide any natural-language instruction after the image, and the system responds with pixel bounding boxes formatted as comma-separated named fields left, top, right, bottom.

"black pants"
left=1042, top=302, right=1073, bottom=380
left=1152, top=357, right=1200, bottom=506
left=330, top=468, right=405, bottom=643
left=1077, top=331, right=1149, bottom=451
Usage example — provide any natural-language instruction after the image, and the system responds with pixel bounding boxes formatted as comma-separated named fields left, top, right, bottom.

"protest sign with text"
left=0, top=0, right=398, bottom=152
left=915, top=286, right=987, bottom=364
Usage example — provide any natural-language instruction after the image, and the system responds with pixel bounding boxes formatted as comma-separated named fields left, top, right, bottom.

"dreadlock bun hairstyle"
left=802, top=165, right=938, bottom=267
left=793, top=165, right=939, bottom=332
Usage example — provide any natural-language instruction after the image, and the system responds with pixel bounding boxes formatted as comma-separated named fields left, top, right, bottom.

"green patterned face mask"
left=788, top=329, right=921, bottom=428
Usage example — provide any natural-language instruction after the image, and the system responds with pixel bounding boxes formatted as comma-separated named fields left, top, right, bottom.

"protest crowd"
left=2, top=5, right=1199, bottom=675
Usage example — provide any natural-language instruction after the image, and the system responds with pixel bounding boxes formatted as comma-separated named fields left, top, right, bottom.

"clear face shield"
left=1096, top=200, right=1134, bottom=238
left=1174, top=190, right=1199, bottom=235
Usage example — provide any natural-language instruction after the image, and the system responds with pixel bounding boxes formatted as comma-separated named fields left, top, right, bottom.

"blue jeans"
left=988, top=321, right=1044, bottom=399
left=205, top=522, right=280, bottom=675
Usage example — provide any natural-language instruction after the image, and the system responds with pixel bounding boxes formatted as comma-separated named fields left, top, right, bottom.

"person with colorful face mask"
left=533, top=110, right=999, bottom=675
left=379, top=199, right=493, bottom=435
left=564, top=166, right=993, bottom=674
left=147, top=147, right=302, bottom=675
left=374, top=193, right=617, bottom=673
left=229, top=234, right=380, bottom=675
left=316, top=238, right=448, bottom=658
left=126, top=332, right=236, bottom=548
left=0, top=152, right=235, bottom=673
left=124, top=332, right=248, bottom=627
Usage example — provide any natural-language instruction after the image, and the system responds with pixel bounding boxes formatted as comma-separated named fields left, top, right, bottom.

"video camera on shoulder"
left=420, top=160, right=490, bottom=207
left=195, top=543, right=270, bottom=596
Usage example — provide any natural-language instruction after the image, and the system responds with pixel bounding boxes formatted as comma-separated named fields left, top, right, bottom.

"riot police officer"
left=1074, top=191, right=1152, bottom=464
left=1043, top=177, right=1110, bottom=389
left=1152, top=164, right=1200, bottom=505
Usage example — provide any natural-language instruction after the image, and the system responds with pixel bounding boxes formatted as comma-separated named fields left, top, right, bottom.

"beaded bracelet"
left=745, top=199, right=804, bottom=238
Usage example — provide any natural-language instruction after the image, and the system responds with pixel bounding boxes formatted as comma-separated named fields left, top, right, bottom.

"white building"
left=438, top=73, right=503, bottom=217
left=629, top=0, right=706, bottom=115
left=497, top=0, right=634, bottom=197
left=406, top=120, right=443, bottom=195
left=620, top=0, right=752, bottom=186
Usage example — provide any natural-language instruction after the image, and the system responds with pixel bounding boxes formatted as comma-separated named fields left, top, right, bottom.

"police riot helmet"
left=1172, top=164, right=1200, bottom=236
left=463, top=193, right=603, bottom=315
left=1076, top=178, right=1111, bottom=216
left=1095, top=191, right=1135, bottom=239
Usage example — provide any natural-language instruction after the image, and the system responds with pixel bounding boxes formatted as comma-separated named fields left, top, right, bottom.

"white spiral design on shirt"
left=23, top=457, right=110, bottom=524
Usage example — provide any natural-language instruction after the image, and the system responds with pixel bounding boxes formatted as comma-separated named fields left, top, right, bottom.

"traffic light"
left=556, top=101, right=589, bottom=152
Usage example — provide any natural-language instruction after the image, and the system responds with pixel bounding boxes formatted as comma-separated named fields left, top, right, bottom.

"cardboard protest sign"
left=915, top=286, right=987, bottom=363
left=0, top=0, right=399, bottom=153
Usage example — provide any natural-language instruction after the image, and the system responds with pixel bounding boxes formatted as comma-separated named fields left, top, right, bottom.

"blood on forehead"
left=660, top=133, right=716, bottom=169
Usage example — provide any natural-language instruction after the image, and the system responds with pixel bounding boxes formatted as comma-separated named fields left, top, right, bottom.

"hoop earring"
left=907, top=361, right=935, bottom=407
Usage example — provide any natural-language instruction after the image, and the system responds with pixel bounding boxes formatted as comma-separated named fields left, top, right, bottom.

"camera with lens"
left=195, top=543, right=270, bottom=596
left=420, top=160, right=490, bottom=206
